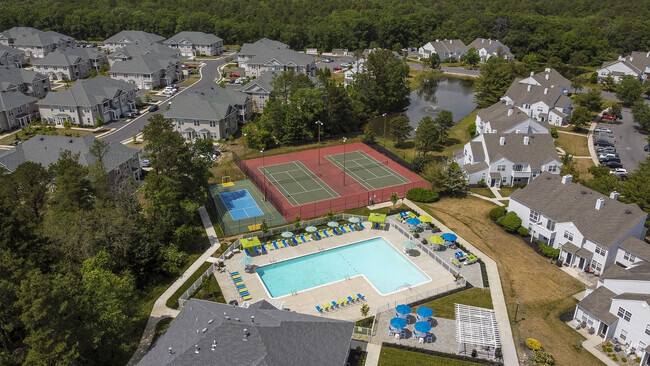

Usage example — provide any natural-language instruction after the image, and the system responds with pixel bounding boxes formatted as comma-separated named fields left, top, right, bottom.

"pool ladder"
left=396, top=282, right=412, bottom=291
left=291, top=290, right=298, bottom=296
left=344, top=275, right=351, bottom=281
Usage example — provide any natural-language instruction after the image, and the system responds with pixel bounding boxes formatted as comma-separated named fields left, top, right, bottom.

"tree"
left=570, top=75, right=587, bottom=93
left=360, top=304, right=370, bottom=317
left=619, top=156, right=650, bottom=225
left=433, top=110, right=454, bottom=143
left=388, top=115, right=413, bottom=147
left=616, top=75, right=644, bottom=106
left=422, top=160, right=447, bottom=189
left=474, top=58, right=524, bottom=108
left=260, top=219, right=268, bottom=235
left=575, top=89, right=603, bottom=112
left=426, top=53, right=441, bottom=70
left=414, top=116, right=440, bottom=152
left=602, top=75, right=616, bottom=92
left=326, top=210, right=334, bottom=220
left=632, top=100, right=650, bottom=131
left=293, top=214, right=301, bottom=230
left=362, top=122, right=376, bottom=143
left=568, top=106, right=593, bottom=130
left=390, top=192, right=398, bottom=206
left=444, top=161, right=468, bottom=196
left=584, top=165, right=620, bottom=195
left=610, top=102, right=623, bottom=118
left=531, top=351, right=557, bottom=366
left=461, top=47, right=480, bottom=69
left=560, top=154, right=580, bottom=181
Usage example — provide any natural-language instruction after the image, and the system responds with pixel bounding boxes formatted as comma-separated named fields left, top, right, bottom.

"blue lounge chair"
left=282, top=239, right=290, bottom=246
left=235, top=283, right=246, bottom=289
left=244, top=249, right=252, bottom=256
left=272, top=242, right=280, bottom=249
left=262, top=245, right=268, bottom=253
left=348, top=224, right=356, bottom=231
left=314, top=231, right=322, bottom=239
left=239, top=291, right=250, bottom=296
left=333, top=228, right=341, bottom=235
left=301, top=234, right=308, bottom=242
left=340, top=226, right=348, bottom=233
left=359, top=222, right=365, bottom=229
left=253, top=247, right=261, bottom=255
left=357, top=293, right=365, bottom=300
left=347, top=296, right=355, bottom=303
left=292, top=237, right=299, bottom=245
left=331, top=301, right=339, bottom=308
left=316, top=305, right=323, bottom=313
left=241, top=294, right=252, bottom=301
left=321, top=230, right=329, bottom=237
left=230, top=271, right=240, bottom=276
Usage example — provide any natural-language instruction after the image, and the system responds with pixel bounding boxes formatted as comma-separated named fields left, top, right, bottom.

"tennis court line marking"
left=221, top=188, right=266, bottom=221
left=325, top=151, right=410, bottom=190
left=259, top=161, right=338, bottom=207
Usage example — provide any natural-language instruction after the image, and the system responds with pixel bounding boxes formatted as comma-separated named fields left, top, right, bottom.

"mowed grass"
left=416, top=196, right=603, bottom=366
left=378, top=347, right=485, bottom=366
left=413, top=288, right=492, bottom=320
left=469, top=187, right=495, bottom=198
left=497, top=187, right=518, bottom=197
left=555, top=132, right=590, bottom=156
left=165, top=262, right=214, bottom=309
left=575, top=158, right=596, bottom=180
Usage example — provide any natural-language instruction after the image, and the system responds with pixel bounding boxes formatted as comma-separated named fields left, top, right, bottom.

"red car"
left=333, top=67, right=342, bottom=71
left=229, top=73, right=240, bottom=77
left=602, top=114, right=616, bottom=121
left=186, top=65, right=197, bottom=69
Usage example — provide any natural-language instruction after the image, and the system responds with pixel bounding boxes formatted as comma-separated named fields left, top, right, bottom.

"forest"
left=0, top=0, right=648, bottom=66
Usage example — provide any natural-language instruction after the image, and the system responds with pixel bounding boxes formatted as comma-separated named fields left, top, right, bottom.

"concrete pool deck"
left=215, top=224, right=458, bottom=322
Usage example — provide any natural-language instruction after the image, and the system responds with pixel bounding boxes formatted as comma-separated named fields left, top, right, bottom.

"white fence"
left=178, top=263, right=217, bottom=308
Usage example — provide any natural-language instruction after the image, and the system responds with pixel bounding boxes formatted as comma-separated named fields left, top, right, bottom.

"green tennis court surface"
left=259, top=161, right=339, bottom=206
left=325, top=150, right=410, bottom=190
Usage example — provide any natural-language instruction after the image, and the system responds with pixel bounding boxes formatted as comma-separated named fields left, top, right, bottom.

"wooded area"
left=0, top=0, right=648, bottom=65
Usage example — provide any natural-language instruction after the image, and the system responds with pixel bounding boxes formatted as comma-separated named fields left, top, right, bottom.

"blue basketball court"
left=219, top=189, right=264, bottom=220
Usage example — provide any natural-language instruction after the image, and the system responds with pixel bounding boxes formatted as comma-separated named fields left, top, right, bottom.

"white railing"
left=178, top=263, right=217, bottom=308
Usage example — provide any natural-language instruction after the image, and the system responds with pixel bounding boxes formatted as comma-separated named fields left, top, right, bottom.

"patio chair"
left=426, top=334, right=433, bottom=343
left=333, top=228, right=341, bottom=235
left=321, top=230, right=329, bottom=237
left=347, top=296, right=356, bottom=303
left=238, top=287, right=249, bottom=293
left=331, top=301, right=339, bottom=309
left=253, top=247, right=261, bottom=255
left=292, top=237, right=299, bottom=245
left=241, top=294, right=252, bottom=301
left=282, top=239, right=290, bottom=247
left=314, top=231, right=322, bottom=240
left=359, top=222, right=366, bottom=230
left=235, top=283, right=246, bottom=289
left=357, top=293, right=365, bottom=301
left=348, top=224, right=356, bottom=231
left=316, top=305, right=323, bottom=313
left=265, top=243, right=273, bottom=251
left=272, top=242, right=280, bottom=250
left=340, top=226, right=348, bottom=233
left=230, top=271, right=240, bottom=276
left=301, top=234, right=309, bottom=242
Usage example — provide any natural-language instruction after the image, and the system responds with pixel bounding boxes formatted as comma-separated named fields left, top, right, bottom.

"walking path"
left=586, top=122, right=599, bottom=165
left=363, top=199, right=518, bottom=366
left=126, top=206, right=220, bottom=366
left=364, top=343, right=382, bottom=366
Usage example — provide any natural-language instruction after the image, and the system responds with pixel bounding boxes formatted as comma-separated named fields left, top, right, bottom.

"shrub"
left=477, top=179, right=487, bottom=187
left=612, top=355, right=618, bottom=361
left=550, top=127, right=559, bottom=138
left=468, top=123, right=477, bottom=137
left=538, top=241, right=560, bottom=259
left=622, top=357, right=627, bottom=362
left=517, top=227, right=530, bottom=237
left=496, top=212, right=522, bottom=233
left=590, top=72, right=598, bottom=84
left=489, top=206, right=506, bottom=221
left=526, top=338, right=542, bottom=351
left=411, top=153, right=431, bottom=174
left=406, top=188, right=439, bottom=203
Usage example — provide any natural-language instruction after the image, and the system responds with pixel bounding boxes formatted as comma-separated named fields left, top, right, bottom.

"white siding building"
left=475, top=100, right=551, bottom=135
left=164, top=31, right=223, bottom=57
left=597, top=52, right=650, bottom=83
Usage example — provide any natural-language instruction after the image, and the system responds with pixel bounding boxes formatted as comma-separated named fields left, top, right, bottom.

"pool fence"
left=178, top=263, right=218, bottom=308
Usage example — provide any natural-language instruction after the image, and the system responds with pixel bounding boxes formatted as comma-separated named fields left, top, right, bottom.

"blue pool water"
left=256, top=237, right=430, bottom=298
left=219, top=189, right=264, bottom=220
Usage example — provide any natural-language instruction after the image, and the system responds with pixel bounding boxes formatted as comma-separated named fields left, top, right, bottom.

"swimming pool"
left=219, top=189, right=264, bottom=220
left=256, top=237, right=430, bottom=298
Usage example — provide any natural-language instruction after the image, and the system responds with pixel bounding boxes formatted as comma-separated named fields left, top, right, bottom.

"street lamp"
left=514, top=300, right=520, bottom=323
left=261, top=148, right=266, bottom=199
left=382, top=113, right=387, bottom=147
left=315, top=120, right=323, bottom=165
left=342, top=137, right=347, bottom=185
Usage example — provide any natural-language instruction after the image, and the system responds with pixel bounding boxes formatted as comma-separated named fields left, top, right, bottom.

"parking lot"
left=315, top=55, right=356, bottom=73
left=593, top=105, right=648, bottom=173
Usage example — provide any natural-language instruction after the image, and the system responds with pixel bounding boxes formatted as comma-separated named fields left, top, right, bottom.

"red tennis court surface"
left=235, top=142, right=428, bottom=220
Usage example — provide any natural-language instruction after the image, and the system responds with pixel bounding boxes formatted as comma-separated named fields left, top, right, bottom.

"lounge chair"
left=332, top=228, right=341, bottom=235
left=265, top=243, right=273, bottom=251
left=282, top=239, right=290, bottom=246
left=340, top=298, right=349, bottom=306
left=253, top=247, right=261, bottom=255
left=359, top=222, right=366, bottom=230
left=316, top=305, right=323, bottom=313
left=292, top=237, right=299, bottom=245
left=323, top=304, right=330, bottom=311
left=340, top=226, right=348, bottom=233
left=301, top=234, right=309, bottom=242
left=314, top=231, right=322, bottom=240
left=235, top=283, right=246, bottom=289
left=272, top=242, right=280, bottom=250
left=331, top=301, right=339, bottom=308
left=231, top=274, right=241, bottom=280
left=241, top=294, right=252, bottom=301
left=357, top=293, right=365, bottom=301
left=321, top=229, right=329, bottom=237
left=238, top=287, right=249, bottom=293
left=347, top=296, right=356, bottom=303
left=230, top=271, right=240, bottom=276
left=244, top=249, right=252, bottom=256
left=261, top=245, right=268, bottom=253
left=348, top=224, right=356, bottom=231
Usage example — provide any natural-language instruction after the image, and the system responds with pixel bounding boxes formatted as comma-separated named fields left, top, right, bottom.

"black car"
left=597, top=147, right=616, bottom=154
left=595, top=139, right=614, bottom=147
left=602, top=161, right=623, bottom=168
left=148, top=104, right=159, bottom=112
left=599, top=157, right=621, bottom=163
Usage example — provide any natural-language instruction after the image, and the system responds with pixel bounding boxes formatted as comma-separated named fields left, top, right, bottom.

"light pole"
left=261, top=148, right=266, bottom=199
left=514, top=300, right=520, bottom=323
left=382, top=113, right=387, bottom=147
left=315, top=120, right=323, bottom=165
left=342, top=137, right=347, bottom=185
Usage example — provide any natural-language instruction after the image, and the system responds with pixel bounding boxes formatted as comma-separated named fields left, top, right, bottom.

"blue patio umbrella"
left=281, top=231, right=293, bottom=238
left=327, top=221, right=340, bottom=227
left=417, top=306, right=433, bottom=318
left=238, top=256, right=254, bottom=266
left=403, top=241, right=417, bottom=250
left=395, top=304, right=412, bottom=315
left=305, top=226, right=318, bottom=233
left=390, top=317, right=407, bottom=329
left=414, top=321, right=432, bottom=333
left=406, top=217, right=421, bottom=226
left=442, top=233, right=457, bottom=242
left=348, top=217, right=361, bottom=223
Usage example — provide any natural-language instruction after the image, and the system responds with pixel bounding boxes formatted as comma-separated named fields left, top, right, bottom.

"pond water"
left=405, top=77, right=477, bottom=128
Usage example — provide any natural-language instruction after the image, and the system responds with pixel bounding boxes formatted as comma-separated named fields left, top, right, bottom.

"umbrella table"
left=238, top=256, right=254, bottom=266
left=414, top=321, right=432, bottom=333
left=390, top=317, right=407, bottom=329
left=305, top=226, right=318, bottom=233
left=403, top=241, right=417, bottom=250
left=418, top=215, right=433, bottom=223
left=348, top=217, right=361, bottom=223
left=327, top=221, right=340, bottom=227
left=241, top=236, right=262, bottom=249
left=429, top=236, right=445, bottom=245
left=281, top=231, right=293, bottom=238
left=417, top=307, right=433, bottom=318
left=442, top=233, right=457, bottom=242
left=368, top=213, right=387, bottom=223
left=396, top=304, right=412, bottom=315
left=406, top=217, right=421, bottom=226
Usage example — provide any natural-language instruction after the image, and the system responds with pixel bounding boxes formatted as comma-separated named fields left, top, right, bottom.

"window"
left=59, top=106, right=65, bottom=112
left=595, top=245, right=607, bottom=256
left=50, top=106, right=54, bottom=111
left=624, top=251, right=637, bottom=262
left=646, top=324, right=650, bottom=336
left=179, top=119, right=184, bottom=125
left=548, top=165, right=558, bottom=172
left=591, top=260, right=602, bottom=273
left=210, top=132, right=217, bottom=139
left=194, top=120, right=200, bottom=126
left=640, top=341, right=647, bottom=351
left=564, top=231, right=574, bottom=242
left=497, top=164, right=506, bottom=172
left=620, top=329, right=627, bottom=341
left=529, top=211, right=540, bottom=222
left=87, top=118, right=90, bottom=124
left=123, top=74, right=128, bottom=78
left=546, top=220, right=556, bottom=231
left=209, top=121, right=216, bottom=127
left=617, top=307, right=631, bottom=322
left=69, top=107, right=74, bottom=112
left=513, top=164, right=524, bottom=172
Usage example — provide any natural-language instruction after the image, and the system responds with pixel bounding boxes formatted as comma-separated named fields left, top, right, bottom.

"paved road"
left=99, top=58, right=225, bottom=143
left=594, top=106, right=649, bottom=171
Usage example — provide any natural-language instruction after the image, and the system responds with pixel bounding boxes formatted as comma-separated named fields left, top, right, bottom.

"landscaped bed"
left=378, top=345, right=499, bottom=366
left=554, top=133, right=590, bottom=156
left=412, top=287, right=492, bottom=320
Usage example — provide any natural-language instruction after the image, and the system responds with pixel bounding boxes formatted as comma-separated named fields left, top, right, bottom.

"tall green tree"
left=568, top=106, right=593, bottom=130
left=434, top=110, right=454, bottom=143
left=444, top=161, right=468, bottom=196
left=632, top=100, right=650, bottom=132
left=388, top=115, right=413, bottom=147
left=414, top=116, right=440, bottom=152
left=461, top=47, right=480, bottom=68
left=575, top=89, right=604, bottom=112
left=474, top=58, right=524, bottom=108
left=616, top=75, right=644, bottom=106
left=620, top=156, right=650, bottom=225
left=426, top=53, right=441, bottom=70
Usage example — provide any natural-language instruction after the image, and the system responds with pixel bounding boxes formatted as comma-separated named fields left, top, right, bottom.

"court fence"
left=363, top=141, right=412, bottom=171
left=233, top=150, right=427, bottom=220
left=178, top=263, right=218, bottom=308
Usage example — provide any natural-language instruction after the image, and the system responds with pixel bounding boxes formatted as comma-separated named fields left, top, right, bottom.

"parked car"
left=229, top=73, right=240, bottom=77
left=340, top=62, right=351, bottom=67
left=602, top=115, right=617, bottom=121
left=595, top=139, right=614, bottom=147
left=187, top=65, right=197, bottom=69
left=610, top=168, right=627, bottom=174
left=602, top=161, right=623, bottom=168
left=645, top=145, right=650, bottom=152
left=140, top=159, right=151, bottom=167
left=234, top=78, right=243, bottom=85
left=599, top=156, right=620, bottom=163
left=333, top=66, right=342, bottom=71
left=322, top=58, right=333, bottom=63
left=162, top=86, right=177, bottom=95
left=228, top=78, right=235, bottom=84
left=599, top=153, right=619, bottom=159
left=597, top=147, right=616, bottom=154
left=148, top=104, right=159, bottom=112
left=123, top=111, right=136, bottom=118
left=594, top=127, right=613, bottom=133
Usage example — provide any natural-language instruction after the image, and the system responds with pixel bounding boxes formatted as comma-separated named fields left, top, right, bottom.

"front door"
left=566, top=253, right=573, bottom=266
left=600, top=323, right=608, bottom=336
left=578, top=257, right=585, bottom=269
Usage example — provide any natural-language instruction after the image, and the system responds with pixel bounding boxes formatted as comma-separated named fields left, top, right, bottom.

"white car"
left=234, top=78, right=243, bottom=85
left=340, top=62, right=351, bottom=67
left=162, top=86, right=178, bottom=95
left=594, top=127, right=613, bottom=133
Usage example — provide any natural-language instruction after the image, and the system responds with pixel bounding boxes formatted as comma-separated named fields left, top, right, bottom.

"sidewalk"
left=126, top=206, right=220, bottom=365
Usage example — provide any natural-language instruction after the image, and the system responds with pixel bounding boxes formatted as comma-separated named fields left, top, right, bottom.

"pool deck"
left=215, top=223, right=457, bottom=322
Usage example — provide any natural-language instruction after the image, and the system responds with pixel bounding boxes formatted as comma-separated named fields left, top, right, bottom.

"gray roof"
left=482, top=133, right=559, bottom=169
left=0, top=90, right=36, bottom=112
left=477, top=100, right=549, bottom=133
left=32, top=47, right=104, bottom=67
left=503, top=79, right=566, bottom=107
left=463, top=161, right=488, bottom=174
left=469, top=141, right=485, bottom=160
left=240, top=71, right=276, bottom=94
left=248, top=48, right=314, bottom=67
left=164, top=31, right=222, bottom=46
left=510, top=173, right=647, bottom=248
left=110, top=43, right=179, bottom=61
left=163, top=86, right=249, bottom=121
left=110, top=48, right=179, bottom=74
left=561, top=242, right=581, bottom=255
left=104, top=30, right=164, bottom=45
left=0, top=67, right=46, bottom=91
left=38, top=76, right=136, bottom=108
left=239, top=38, right=289, bottom=56
left=466, top=38, right=512, bottom=56
left=0, top=27, right=73, bottom=47
left=601, top=52, right=650, bottom=76
left=613, top=293, right=650, bottom=305
left=139, top=299, right=354, bottom=366
left=619, top=237, right=650, bottom=261
left=0, top=134, right=138, bottom=172
left=423, top=39, right=467, bottom=55
left=577, top=286, right=618, bottom=325
left=0, top=44, right=23, bottom=57
left=601, top=262, right=650, bottom=282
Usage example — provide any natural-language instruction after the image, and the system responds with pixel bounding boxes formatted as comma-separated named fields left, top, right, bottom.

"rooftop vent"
left=211, top=340, right=217, bottom=351
left=40, top=136, right=44, bottom=141
left=595, top=197, right=605, bottom=210
left=527, top=85, right=531, bottom=92
left=530, top=71, right=534, bottom=77
left=201, top=328, right=207, bottom=333
left=524, top=136, right=530, bottom=145
left=626, top=209, right=632, bottom=214
left=194, top=345, right=199, bottom=354
left=544, top=88, right=548, bottom=94
left=208, top=319, right=214, bottom=324
left=169, top=347, right=173, bottom=356
left=251, top=316, right=255, bottom=324
left=561, top=174, right=572, bottom=184
left=508, top=108, right=513, bottom=116
left=610, top=191, right=619, bottom=200
left=499, top=136, right=506, bottom=145
left=545, top=74, right=549, bottom=80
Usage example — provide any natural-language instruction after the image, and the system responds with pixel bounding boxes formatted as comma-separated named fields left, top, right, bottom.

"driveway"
left=595, top=106, right=648, bottom=171
left=99, top=58, right=226, bottom=143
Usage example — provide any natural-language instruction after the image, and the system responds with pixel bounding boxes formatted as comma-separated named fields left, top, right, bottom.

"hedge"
left=496, top=212, right=522, bottom=233
left=526, top=338, right=542, bottom=351
left=382, top=343, right=503, bottom=365
left=537, top=241, right=560, bottom=259
left=550, top=127, right=558, bottom=138
left=517, top=227, right=530, bottom=237
left=488, top=206, right=506, bottom=221
left=406, top=188, right=439, bottom=203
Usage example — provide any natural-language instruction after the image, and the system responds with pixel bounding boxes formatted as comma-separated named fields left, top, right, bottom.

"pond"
left=405, top=77, right=476, bottom=129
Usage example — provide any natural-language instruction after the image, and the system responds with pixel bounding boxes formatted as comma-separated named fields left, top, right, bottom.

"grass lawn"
left=378, top=347, right=484, bottom=366
left=555, top=132, right=590, bottom=156
left=0, top=125, right=94, bottom=145
left=165, top=261, right=214, bottom=309
left=415, top=196, right=603, bottom=366
left=575, top=158, right=596, bottom=180
left=149, top=317, right=173, bottom=349
left=469, top=187, right=495, bottom=198
left=178, top=76, right=200, bottom=85
left=331, top=72, right=344, bottom=85
left=497, top=187, right=518, bottom=197
left=413, top=288, right=492, bottom=320
left=343, top=203, right=409, bottom=217
left=554, top=125, right=587, bottom=135
left=190, top=275, right=226, bottom=304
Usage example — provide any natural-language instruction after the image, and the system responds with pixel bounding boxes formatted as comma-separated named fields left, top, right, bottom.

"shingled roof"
left=163, top=87, right=249, bottom=121
left=619, top=237, right=650, bottom=262
left=476, top=100, right=549, bottom=133
left=510, top=173, right=647, bottom=248
left=104, top=30, right=164, bottom=45
left=38, top=76, right=136, bottom=107
left=577, top=286, right=618, bottom=325
left=32, top=47, right=103, bottom=67
left=0, top=90, right=36, bottom=112
left=239, top=38, right=289, bottom=56
left=165, top=31, right=222, bottom=46
left=139, top=299, right=354, bottom=366
left=1, top=27, right=73, bottom=47
left=0, top=67, right=46, bottom=91
left=482, top=133, right=559, bottom=169
left=601, top=262, right=650, bottom=282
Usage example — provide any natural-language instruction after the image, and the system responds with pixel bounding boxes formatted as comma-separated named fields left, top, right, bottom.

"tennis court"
left=219, top=189, right=264, bottom=220
left=325, top=150, right=410, bottom=190
left=259, top=161, right=339, bottom=206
